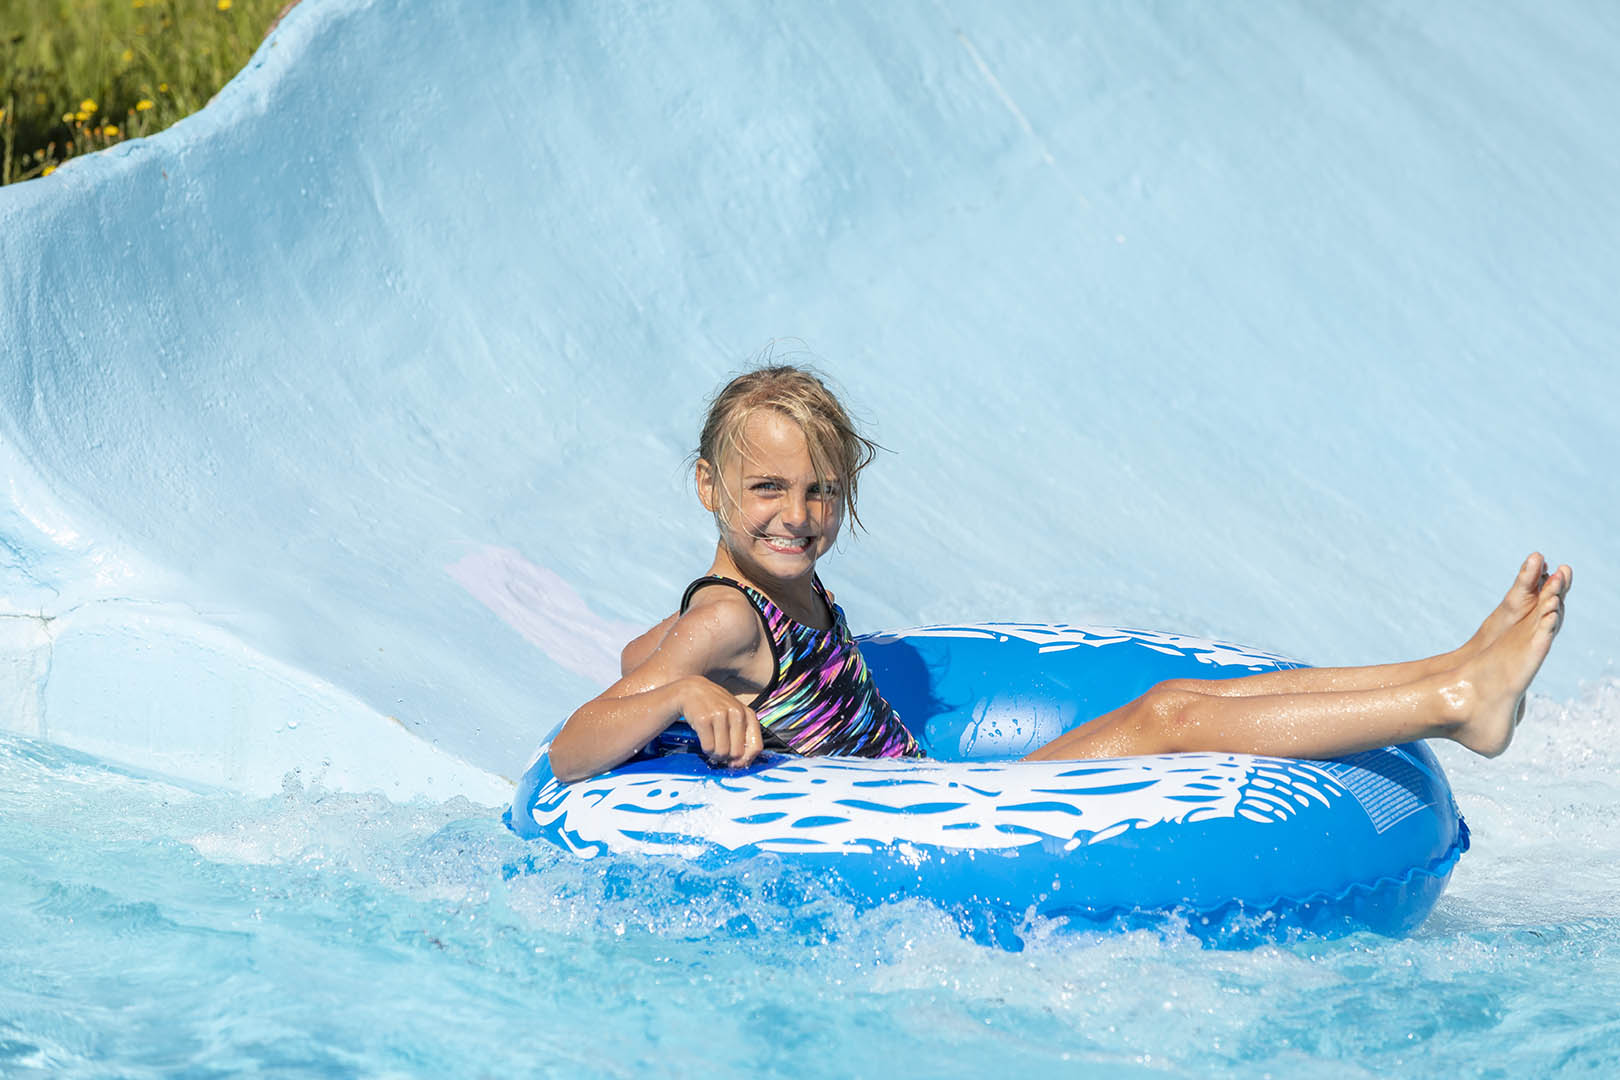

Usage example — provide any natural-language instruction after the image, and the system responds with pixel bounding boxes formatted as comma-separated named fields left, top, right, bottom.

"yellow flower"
left=216, top=0, right=231, bottom=9
left=131, top=0, right=145, bottom=7
left=43, top=165, right=56, bottom=176
left=158, top=83, right=169, bottom=93
left=136, top=99, right=154, bottom=111
left=122, top=49, right=135, bottom=63
left=63, top=112, right=76, bottom=122
left=105, top=125, right=120, bottom=136
left=75, top=111, right=89, bottom=123
left=80, top=98, right=98, bottom=114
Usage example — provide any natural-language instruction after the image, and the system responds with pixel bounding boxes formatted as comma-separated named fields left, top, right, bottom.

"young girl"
left=547, top=366, right=1571, bottom=783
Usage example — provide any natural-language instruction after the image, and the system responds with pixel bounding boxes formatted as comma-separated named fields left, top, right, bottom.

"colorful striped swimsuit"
left=680, top=575, right=922, bottom=759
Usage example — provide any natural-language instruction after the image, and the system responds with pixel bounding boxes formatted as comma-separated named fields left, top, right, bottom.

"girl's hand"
left=549, top=588, right=767, bottom=783
left=677, top=676, right=764, bottom=768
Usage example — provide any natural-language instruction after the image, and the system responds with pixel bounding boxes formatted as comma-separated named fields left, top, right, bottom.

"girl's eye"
left=749, top=480, right=841, bottom=498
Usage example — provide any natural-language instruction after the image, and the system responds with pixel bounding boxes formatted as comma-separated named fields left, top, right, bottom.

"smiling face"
left=697, top=409, right=844, bottom=588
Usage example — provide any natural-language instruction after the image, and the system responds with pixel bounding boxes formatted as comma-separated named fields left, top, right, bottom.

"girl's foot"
left=1451, top=571, right=1568, bottom=757
left=1460, top=553, right=1548, bottom=657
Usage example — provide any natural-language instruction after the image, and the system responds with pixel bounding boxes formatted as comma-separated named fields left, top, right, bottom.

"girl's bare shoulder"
left=675, top=585, right=766, bottom=662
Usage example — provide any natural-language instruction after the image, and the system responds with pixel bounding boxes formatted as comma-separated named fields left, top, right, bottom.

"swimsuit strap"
left=679, top=575, right=784, bottom=711
left=678, top=574, right=921, bottom=759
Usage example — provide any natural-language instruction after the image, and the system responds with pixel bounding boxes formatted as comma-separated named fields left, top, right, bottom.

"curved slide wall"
left=1, top=0, right=1615, bottom=798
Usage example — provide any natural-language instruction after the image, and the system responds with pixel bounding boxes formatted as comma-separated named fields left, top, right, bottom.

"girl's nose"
left=783, top=490, right=810, bottom=527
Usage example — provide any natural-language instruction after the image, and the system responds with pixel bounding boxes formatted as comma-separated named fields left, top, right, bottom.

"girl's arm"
left=549, top=593, right=767, bottom=783
left=620, top=613, right=678, bottom=676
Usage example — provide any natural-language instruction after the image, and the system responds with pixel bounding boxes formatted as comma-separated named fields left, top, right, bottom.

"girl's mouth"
left=762, top=535, right=812, bottom=553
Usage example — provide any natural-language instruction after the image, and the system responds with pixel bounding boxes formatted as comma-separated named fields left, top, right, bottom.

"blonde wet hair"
left=697, top=364, right=880, bottom=534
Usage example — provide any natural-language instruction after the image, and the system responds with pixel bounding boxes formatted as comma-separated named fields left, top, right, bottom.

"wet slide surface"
left=1, top=0, right=1615, bottom=797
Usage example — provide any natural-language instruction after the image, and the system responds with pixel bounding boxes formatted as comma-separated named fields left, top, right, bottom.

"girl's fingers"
left=741, top=709, right=762, bottom=765
left=709, top=714, right=732, bottom=762
left=693, top=720, right=717, bottom=759
left=691, top=699, right=764, bottom=769
left=738, top=708, right=761, bottom=765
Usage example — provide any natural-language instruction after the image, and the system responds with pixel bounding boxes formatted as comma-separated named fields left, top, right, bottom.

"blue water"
left=4, top=683, right=1618, bottom=1076
left=3, top=0, right=1619, bottom=1073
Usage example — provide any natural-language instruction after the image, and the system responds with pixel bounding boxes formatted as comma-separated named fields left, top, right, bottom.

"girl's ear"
left=695, top=458, right=718, bottom=513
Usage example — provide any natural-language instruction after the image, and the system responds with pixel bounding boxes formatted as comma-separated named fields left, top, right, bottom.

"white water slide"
left=2, top=0, right=1614, bottom=800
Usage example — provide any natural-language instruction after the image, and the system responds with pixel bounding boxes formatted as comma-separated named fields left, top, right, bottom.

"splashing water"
left=3, top=683, right=1616, bottom=1078
left=3, top=0, right=1616, bottom=1074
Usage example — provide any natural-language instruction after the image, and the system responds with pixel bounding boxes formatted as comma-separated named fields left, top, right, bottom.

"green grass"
left=1, top=0, right=291, bottom=184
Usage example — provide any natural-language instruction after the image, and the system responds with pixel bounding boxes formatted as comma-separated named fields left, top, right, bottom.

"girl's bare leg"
left=1026, top=568, right=1568, bottom=762
left=1157, top=555, right=1568, bottom=699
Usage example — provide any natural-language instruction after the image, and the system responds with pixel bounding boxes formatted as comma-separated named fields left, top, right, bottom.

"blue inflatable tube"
left=505, top=624, right=1468, bottom=947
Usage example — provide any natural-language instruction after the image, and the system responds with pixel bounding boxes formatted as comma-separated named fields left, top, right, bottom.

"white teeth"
left=764, top=536, right=809, bottom=550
